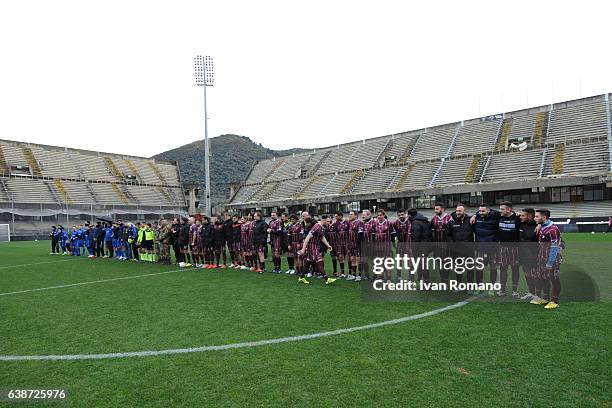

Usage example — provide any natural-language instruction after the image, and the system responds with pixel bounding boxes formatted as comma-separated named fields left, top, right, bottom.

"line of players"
left=225, top=202, right=564, bottom=309
left=179, top=202, right=562, bottom=308
left=47, top=201, right=563, bottom=309
left=49, top=222, right=162, bottom=262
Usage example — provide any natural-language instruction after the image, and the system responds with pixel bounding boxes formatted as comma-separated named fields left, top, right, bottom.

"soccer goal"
left=0, top=224, right=10, bottom=243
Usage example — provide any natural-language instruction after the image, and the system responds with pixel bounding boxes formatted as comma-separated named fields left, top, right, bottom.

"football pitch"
left=1, top=234, right=611, bottom=407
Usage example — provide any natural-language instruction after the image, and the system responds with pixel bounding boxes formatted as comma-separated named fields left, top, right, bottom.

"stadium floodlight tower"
left=194, top=55, right=214, bottom=216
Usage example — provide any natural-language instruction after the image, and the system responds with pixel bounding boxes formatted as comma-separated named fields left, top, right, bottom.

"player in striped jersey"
left=297, top=215, right=336, bottom=285
left=328, top=211, right=349, bottom=278
left=359, top=210, right=374, bottom=281
left=532, top=209, right=563, bottom=309
left=393, top=209, right=411, bottom=281
left=346, top=210, right=363, bottom=280
left=372, top=209, right=395, bottom=281
left=286, top=214, right=302, bottom=275
left=431, top=202, right=452, bottom=284
left=240, top=213, right=253, bottom=270
left=267, top=211, right=284, bottom=273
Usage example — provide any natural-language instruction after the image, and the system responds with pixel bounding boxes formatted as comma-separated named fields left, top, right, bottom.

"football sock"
left=499, top=267, right=507, bottom=291
left=439, top=269, right=449, bottom=284
left=527, top=276, right=536, bottom=294
left=511, top=266, right=520, bottom=292
left=551, top=276, right=561, bottom=303
left=489, top=268, right=497, bottom=284
left=542, top=278, right=551, bottom=300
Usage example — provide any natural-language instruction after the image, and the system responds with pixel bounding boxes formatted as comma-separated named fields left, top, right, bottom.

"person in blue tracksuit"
left=58, top=225, right=69, bottom=255
left=122, top=222, right=131, bottom=260
left=70, top=226, right=80, bottom=256
left=86, top=224, right=96, bottom=257
left=77, top=225, right=86, bottom=256
left=112, top=222, right=123, bottom=259
left=127, top=222, right=139, bottom=261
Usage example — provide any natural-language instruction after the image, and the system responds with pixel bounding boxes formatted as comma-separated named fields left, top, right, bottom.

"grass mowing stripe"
left=0, top=258, right=81, bottom=270
left=0, top=268, right=187, bottom=297
left=0, top=296, right=477, bottom=361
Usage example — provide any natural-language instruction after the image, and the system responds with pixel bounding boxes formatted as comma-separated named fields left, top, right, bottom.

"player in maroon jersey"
left=532, top=209, right=563, bottom=309
left=358, top=209, right=374, bottom=281
left=431, top=202, right=452, bottom=284
left=189, top=219, right=202, bottom=266
left=328, top=211, right=349, bottom=278
left=371, top=209, right=395, bottom=281
left=393, top=209, right=411, bottom=281
left=286, top=214, right=302, bottom=275
left=240, top=213, right=253, bottom=270
left=267, top=211, right=284, bottom=273
left=346, top=210, right=363, bottom=280
left=297, top=215, right=336, bottom=285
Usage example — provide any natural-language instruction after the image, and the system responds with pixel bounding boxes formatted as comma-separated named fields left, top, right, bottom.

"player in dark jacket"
left=252, top=211, right=269, bottom=273
left=200, top=216, right=214, bottom=266
left=212, top=216, right=226, bottom=268
left=519, top=208, right=539, bottom=301
left=498, top=201, right=521, bottom=297
left=49, top=226, right=59, bottom=254
left=223, top=213, right=234, bottom=266
left=445, top=204, right=476, bottom=284
left=407, top=208, right=432, bottom=282
left=96, top=222, right=106, bottom=258
left=229, top=215, right=242, bottom=268
left=472, top=204, right=500, bottom=287
left=178, top=218, right=194, bottom=266
left=170, top=218, right=181, bottom=263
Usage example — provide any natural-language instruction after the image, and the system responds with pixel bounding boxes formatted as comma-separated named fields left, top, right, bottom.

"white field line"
left=0, top=296, right=478, bottom=361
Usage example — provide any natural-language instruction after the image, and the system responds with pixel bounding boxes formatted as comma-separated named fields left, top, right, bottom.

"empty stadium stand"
left=0, top=139, right=188, bottom=235
left=229, top=94, right=612, bottom=213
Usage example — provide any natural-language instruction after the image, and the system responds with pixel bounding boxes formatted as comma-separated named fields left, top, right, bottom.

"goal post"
left=0, top=224, right=10, bottom=243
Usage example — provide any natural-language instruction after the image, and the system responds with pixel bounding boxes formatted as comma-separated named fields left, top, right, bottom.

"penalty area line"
left=0, top=296, right=479, bottom=361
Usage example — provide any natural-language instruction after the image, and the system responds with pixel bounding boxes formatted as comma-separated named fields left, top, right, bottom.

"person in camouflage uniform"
left=153, top=221, right=161, bottom=261
left=158, top=219, right=172, bottom=265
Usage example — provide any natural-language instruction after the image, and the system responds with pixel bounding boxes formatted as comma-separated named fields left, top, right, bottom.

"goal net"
left=0, top=224, right=10, bottom=243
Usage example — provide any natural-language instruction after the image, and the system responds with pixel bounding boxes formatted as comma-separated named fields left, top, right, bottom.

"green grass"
left=1, top=234, right=611, bottom=407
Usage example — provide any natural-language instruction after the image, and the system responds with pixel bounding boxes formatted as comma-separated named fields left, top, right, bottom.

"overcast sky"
left=0, top=1, right=610, bottom=157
